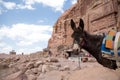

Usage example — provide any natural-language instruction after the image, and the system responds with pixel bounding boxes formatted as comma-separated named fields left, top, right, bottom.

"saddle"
left=101, top=30, right=120, bottom=60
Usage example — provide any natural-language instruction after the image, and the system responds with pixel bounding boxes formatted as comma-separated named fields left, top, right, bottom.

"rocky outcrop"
left=48, top=0, right=120, bottom=55
left=0, top=54, right=120, bottom=80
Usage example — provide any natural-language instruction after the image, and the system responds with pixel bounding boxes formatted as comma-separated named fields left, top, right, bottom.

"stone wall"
left=9, top=50, right=16, bottom=55
left=48, top=0, right=120, bottom=55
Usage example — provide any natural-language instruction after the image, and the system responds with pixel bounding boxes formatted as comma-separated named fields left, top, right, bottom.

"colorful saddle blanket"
left=105, top=30, right=116, bottom=49
left=101, top=30, right=120, bottom=56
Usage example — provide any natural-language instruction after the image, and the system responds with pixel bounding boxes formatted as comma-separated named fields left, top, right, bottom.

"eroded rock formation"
left=48, top=0, right=120, bottom=55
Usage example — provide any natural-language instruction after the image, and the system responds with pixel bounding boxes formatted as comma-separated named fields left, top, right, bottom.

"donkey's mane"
left=83, top=31, right=104, bottom=41
left=82, top=31, right=104, bottom=51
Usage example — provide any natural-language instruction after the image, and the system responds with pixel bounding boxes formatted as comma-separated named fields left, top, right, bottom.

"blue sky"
left=0, top=0, right=77, bottom=54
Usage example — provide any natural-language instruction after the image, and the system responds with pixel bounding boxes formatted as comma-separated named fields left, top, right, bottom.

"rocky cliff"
left=48, top=0, right=120, bottom=55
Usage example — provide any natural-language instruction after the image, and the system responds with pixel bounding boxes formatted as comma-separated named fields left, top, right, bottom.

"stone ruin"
left=9, top=50, right=16, bottom=55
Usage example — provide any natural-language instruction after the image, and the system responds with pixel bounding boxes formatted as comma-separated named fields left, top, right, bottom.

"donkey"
left=70, top=18, right=117, bottom=69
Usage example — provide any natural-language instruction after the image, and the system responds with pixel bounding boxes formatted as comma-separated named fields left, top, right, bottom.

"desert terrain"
left=0, top=53, right=120, bottom=80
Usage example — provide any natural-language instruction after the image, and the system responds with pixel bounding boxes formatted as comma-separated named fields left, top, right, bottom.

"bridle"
left=72, top=37, right=84, bottom=53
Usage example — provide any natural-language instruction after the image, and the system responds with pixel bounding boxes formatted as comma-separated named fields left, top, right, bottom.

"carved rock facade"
left=48, top=0, right=120, bottom=55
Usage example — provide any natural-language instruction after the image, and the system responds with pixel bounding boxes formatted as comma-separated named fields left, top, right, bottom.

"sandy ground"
left=0, top=54, right=120, bottom=80
left=37, top=61, right=120, bottom=80
left=69, top=67, right=120, bottom=80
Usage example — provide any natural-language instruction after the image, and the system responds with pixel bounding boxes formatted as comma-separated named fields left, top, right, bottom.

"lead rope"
left=78, top=45, right=82, bottom=69
left=72, top=40, right=83, bottom=69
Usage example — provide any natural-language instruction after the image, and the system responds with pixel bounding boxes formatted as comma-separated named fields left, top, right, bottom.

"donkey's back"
left=101, top=30, right=120, bottom=67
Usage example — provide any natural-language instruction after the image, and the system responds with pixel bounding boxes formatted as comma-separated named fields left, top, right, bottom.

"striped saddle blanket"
left=101, top=30, right=120, bottom=59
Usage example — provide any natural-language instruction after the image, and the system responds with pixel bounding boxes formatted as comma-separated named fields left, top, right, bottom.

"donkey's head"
left=70, top=19, right=85, bottom=51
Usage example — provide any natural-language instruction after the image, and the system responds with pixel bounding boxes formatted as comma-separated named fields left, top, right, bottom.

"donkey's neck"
left=81, top=31, right=117, bottom=69
left=82, top=31, right=104, bottom=58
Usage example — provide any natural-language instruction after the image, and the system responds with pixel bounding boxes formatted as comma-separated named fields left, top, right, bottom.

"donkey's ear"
left=70, top=19, right=76, bottom=30
left=79, top=18, right=84, bottom=31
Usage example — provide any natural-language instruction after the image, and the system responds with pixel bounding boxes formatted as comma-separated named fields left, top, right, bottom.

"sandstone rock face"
left=48, top=0, right=120, bottom=55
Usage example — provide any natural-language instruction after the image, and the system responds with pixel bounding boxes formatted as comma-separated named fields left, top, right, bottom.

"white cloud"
left=23, top=0, right=67, bottom=12
left=0, top=0, right=35, bottom=10
left=0, top=0, right=16, bottom=10
left=37, top=20, right=44, bottom=23
left=1, top=46, right=13, bottom=54
left=0, top=0, right=67, bottom=13
left=0, top=0, right=14, bottom=14
left=0, top=41, right=6, bottom=47
left=0, top=4, right=8, bottom=15
left=0, top=23, right=52, bottom=54
left=0, top=41, right=13, bottom=54
left=71, top=0, right=77, bottom=4
left=0, top=24, right=52, bottom=47
left=17, top=4, right=35, bottom=10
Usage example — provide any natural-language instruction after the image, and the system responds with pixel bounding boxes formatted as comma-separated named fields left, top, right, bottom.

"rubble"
left=0, top=53, right=120, bottom=80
